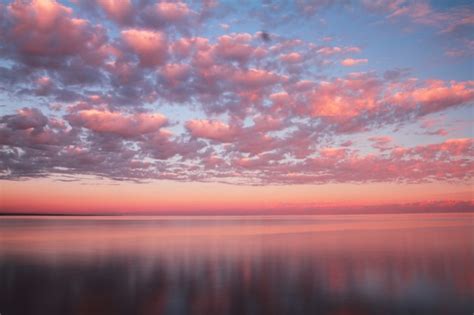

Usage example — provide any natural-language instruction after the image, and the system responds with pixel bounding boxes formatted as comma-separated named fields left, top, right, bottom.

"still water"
left=0, top=213, right=473, bottom=315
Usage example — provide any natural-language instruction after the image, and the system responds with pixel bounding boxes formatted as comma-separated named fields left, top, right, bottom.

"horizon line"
left=1, top=209, right=473, bottom=217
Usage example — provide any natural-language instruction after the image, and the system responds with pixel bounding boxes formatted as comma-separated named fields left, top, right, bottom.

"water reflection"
left=0, top=214, right=473, bottom=315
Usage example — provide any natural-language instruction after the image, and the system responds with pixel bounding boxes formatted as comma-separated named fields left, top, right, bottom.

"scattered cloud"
left=0, top=0, right=472, bottom=186
left=341, top=58, right=368, bottom=66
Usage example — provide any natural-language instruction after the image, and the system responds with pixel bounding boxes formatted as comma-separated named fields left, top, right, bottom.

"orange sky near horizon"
left=1, top=177, right=472, bottom=214
left=0, top=0, right=473, bottom=215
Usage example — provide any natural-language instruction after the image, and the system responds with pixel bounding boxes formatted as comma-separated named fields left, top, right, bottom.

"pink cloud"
left=410, top=138, right=473, bottom=158
left=251, top=115, right=283, bottom=132
left=214, top=33, right=257, bottom=62
left=185, top=119, right=238, bottom=142
left=0, top=1, right=472, bottom=189
left=160, top=63, right=190, bottom=83
left=172, top=37, right=198, bottom=56
left=280, top=52, right=303, bottom=63
left=320, top=147, right=347, bottom=159
left=234, top=155, right=271, bottom=168
left=232, top=68, right=284, bottom=88
left=89, top=0, right=198, bottom=34
left=96, top=0, right=132, bottom=24
left=308, top=73, right=380, bottom=119
left=5, top=0, right=105, bottom=61
left=1, top=104, right=473, bottom=185
left=369, top=136, right=393, bottom=151
left=139, top=129, right=192, bottom=160
left=269, top=73, right=473, bottom=133
left=316, top=46, right=361, bottom=56
left=295, top=138, right=474, bottom=184
left=67, top=109, right=168, bottom=138
left=316, top=46, right=342, bottom=56
left=155, top=1, right=191, bottom=22
left=363, top=0, right=474, bottom=34
left=388, top=80, right=474, bottom=115
left=341, top=58, right=368, bottom=66
left=186, top=115, right=282, bottom=155
left=235, top=133, right=278, bottom=155
left=121, top=29, right=168, bottom=67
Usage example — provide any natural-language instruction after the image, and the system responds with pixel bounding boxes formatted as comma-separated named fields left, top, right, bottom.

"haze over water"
left=0, top=213, right=473, bottom=315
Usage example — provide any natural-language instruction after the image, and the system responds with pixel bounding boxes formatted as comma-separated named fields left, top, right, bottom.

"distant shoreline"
left=1, top=210, right=473, bottom=217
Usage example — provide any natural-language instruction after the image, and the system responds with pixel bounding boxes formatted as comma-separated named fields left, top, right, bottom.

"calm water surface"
left=0, top=213, right=473, bottom=315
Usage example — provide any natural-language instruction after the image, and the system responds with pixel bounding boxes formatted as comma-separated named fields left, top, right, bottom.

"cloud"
left=186, top=119, right=238, bottom=142
left=67, top=109, right=168, bottom=138
left=316, top=46, right=361, bottom=56
left=280, top=52, right=303, bottom=63
left=303, top=73, right=382, bottom=125
left=2, top=108, right=48, bottom=131
left=0, top=0, right=472, bottom=188
left=154, top=1, right=191, bottom=23
left=232, top=68, right=284, bottom=89
left=363, top=0, right=474, bottom=34
left=388, top=80, right=474, bottom=115
left=96, top=0, right=133, bottom=24
left=3, top=0, right=106, bottom=65
left=0, top=107, right=75, bottom=150
left=341, top=58, right=368, bottom=66
left=369, top=136, right=393, bottom=151
left=121, top=29, right=168, bottom=67
left=214, top=33, right=258, bottom=63
left=1, top=103, right=473, bottom=185
left=273, top=73, right=473, bottom=133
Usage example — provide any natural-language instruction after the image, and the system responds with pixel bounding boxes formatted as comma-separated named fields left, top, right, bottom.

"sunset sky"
left=0, top=0, right=473, bottom=214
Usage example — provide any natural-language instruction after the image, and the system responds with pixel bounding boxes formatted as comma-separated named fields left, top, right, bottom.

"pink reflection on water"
left=0, top=213, right=473, bottom=314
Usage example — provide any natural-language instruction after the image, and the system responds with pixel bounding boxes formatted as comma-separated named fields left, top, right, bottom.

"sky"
left=0, top=0, right=473, bottom=214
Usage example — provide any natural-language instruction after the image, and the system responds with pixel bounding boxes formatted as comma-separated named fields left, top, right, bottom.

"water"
left=0, top=213, right=473, bottom=315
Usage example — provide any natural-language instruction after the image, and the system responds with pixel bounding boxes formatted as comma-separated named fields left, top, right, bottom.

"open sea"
left=0, top=213, right=473, bottom=315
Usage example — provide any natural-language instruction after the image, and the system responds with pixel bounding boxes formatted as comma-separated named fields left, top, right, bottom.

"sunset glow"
left=0, top=0, right=473, bottom=214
